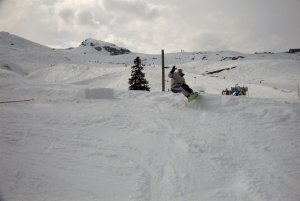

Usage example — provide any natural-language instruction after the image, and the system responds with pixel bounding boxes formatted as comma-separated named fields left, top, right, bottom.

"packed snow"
left=0, top=32, right=300, bottom=201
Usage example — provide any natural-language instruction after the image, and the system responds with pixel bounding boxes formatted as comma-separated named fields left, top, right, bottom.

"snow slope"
left=0, top=32, right=300, bottom=201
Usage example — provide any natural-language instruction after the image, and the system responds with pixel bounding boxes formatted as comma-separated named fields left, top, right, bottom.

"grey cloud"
left=1, top=0, right=299, bottom=53
left=59, top=8, right=75, bottom=24
left=77, top=10, right=97, bottom=26
left=103, top=0, right=158, bottom=20
left=193, top=32, right=227, bottom=51
left=59, top=7, right=103, bottom=28
left=0, top=0, right=7, bottom=5
left=40, top=0, right=60, bottom=6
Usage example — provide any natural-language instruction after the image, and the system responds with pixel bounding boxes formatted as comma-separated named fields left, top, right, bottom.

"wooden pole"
left=162, top=49, right=165, bottom=91
left=298, top=84, right=300, bottom=99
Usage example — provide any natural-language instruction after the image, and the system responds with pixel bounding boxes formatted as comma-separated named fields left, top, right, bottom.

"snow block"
left=85, top=88, right=114, bottom=99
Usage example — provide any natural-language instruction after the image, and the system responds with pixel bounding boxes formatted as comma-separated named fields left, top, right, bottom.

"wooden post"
left=298, top=84, right=300, bottom=99
left=162, top=49, right=165, bottom=91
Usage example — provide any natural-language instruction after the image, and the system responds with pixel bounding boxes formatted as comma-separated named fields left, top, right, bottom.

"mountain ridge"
left=0, top=32, right=131, bottom=56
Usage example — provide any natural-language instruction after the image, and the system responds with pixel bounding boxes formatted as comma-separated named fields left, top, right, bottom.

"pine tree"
left=128, top=57, right=150, bottom=91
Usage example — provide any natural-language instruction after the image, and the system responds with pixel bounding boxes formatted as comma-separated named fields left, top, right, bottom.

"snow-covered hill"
left=1, top=32, right=300, bottom=98
left=77, top=38, right=131, bottom=56
left=0, top=32, right=300, bottom=201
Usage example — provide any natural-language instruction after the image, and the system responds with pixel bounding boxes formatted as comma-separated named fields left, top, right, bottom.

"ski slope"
left=0, top=32, right=300, bottom=201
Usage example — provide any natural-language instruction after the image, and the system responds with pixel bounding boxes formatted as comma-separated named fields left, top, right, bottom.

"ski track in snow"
left=1, top=85, right=300, bottom=201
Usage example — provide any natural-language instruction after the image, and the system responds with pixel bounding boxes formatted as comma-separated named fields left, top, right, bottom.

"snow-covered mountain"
left=0, top=32, right=133, bottom=73
left=78, top=38, right=131, bottom=56
left=0, top=32, right=300, bottom=201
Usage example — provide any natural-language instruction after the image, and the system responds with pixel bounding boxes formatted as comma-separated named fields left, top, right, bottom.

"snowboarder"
left=168, top=66, right=195, bottom=98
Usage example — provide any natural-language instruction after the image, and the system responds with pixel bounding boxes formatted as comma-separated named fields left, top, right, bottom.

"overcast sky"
left=0, top=0, right=300, bottom=53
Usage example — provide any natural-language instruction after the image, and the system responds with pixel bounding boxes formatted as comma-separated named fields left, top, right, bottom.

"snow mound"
left=187, top=94, right=224, bottom=111
left=0, top=60, right=27, bottom=76
left=0, top=68, right=28, bottom=89
left=84, top=88, right=115, bottom=99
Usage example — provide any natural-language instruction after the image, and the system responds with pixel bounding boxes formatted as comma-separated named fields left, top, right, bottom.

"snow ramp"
left=183, top=93, right=224, bottom=111
left=84, top=88, right=115, bottom=99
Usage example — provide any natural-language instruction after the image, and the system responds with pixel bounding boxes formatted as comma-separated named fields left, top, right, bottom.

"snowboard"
left=187, top=92, right=199, bottom=102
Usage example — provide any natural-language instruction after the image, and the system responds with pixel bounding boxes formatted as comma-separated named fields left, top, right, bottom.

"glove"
left=170, top=66, right=176, bottom=74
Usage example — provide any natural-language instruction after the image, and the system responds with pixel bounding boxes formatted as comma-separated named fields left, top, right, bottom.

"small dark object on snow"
left=222, top=85, right=248, bottom=96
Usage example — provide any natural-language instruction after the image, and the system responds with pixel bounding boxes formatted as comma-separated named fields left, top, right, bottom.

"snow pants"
left=171, top=84, right=194, bottom=97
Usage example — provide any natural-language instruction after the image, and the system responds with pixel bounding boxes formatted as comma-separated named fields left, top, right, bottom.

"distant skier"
left=168, top=66, right=195, bottom=98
